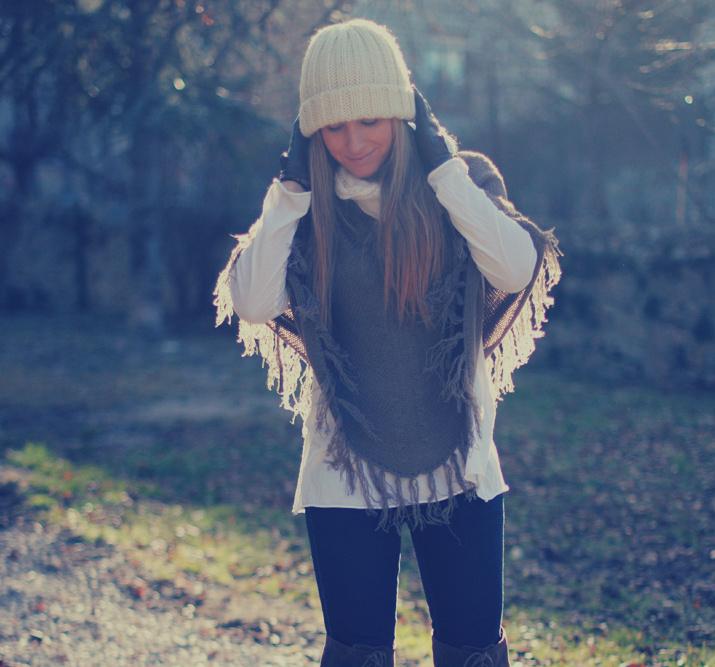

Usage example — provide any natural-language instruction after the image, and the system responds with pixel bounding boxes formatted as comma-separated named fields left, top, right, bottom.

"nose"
left=345, top=124, right=367, bottom=156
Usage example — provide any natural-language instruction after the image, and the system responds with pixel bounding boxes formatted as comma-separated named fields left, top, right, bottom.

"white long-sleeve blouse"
left=228, top=156, right=538, bottom=515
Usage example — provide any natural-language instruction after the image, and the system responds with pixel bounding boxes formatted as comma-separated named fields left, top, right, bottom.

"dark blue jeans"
left=304, top=490, right=505, bottom=649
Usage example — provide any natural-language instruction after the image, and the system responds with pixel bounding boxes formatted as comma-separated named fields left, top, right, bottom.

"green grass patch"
left=4, top=441, right=319, bottom=609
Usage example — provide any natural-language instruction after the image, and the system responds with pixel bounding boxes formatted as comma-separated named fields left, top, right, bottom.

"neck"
left=335, top=166, right=382, bottom=219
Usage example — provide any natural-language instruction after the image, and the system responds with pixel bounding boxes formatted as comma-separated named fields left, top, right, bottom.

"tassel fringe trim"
left=484, top=204, right=565, bottom=402
left=212, top=228, right=315, bottom=426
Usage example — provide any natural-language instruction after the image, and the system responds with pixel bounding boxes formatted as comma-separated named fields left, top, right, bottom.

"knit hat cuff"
left=299, top=83, right=415, bottom=137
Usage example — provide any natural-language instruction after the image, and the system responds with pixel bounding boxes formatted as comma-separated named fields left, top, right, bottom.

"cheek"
left=320, top=130, right=341, bottom=159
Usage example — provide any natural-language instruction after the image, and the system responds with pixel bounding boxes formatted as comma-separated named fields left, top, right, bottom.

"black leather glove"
left=412, top=85, right=457, bottom=173
left=278, top=115, right=311, bottom=191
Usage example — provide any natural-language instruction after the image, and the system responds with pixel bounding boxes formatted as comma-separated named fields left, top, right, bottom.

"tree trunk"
left=127, top=126, right=165, bottom=336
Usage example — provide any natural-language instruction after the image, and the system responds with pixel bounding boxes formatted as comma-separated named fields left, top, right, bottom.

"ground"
left=0, top=312, right=712, bottom=666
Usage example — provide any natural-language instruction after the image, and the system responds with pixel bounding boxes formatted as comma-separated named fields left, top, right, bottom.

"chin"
left=345, top=165, right=374, bottom=179
left=347, top=160, right=384, bottom=181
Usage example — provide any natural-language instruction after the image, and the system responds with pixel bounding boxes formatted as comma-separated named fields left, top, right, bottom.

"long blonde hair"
left=308, top=119, right=449, bottom=330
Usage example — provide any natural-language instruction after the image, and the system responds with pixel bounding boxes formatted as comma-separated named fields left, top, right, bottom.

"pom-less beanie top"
left=298, top=18, right=416, bottom=137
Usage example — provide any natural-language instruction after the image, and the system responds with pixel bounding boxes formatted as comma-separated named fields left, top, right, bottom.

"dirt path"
left=0, top=510, right=325, bottom=666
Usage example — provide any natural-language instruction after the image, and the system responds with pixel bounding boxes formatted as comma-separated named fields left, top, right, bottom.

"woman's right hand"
left=278, top=115, right=311, bottom=192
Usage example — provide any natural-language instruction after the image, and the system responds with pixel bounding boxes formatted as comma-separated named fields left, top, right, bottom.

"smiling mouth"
left=347, top=150, right=375, bottom=162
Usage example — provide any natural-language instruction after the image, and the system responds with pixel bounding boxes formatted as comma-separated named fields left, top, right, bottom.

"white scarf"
left=334, top=167, right=381, bottom=220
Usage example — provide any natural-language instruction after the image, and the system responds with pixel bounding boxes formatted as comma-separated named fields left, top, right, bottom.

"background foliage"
left=1, top=0, right=713, bottom=386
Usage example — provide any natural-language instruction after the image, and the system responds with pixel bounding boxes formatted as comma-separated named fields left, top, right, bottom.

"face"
left=320, top=118, right=394, bottom=179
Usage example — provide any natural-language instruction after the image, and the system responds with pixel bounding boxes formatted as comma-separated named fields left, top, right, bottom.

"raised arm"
left=228, top=179, right=310, bottom=324
left=224, top=115, right=312, bottom=324
left=427, top=157, right=537, bottom=293
left=411, top=85, right=536, bottom=293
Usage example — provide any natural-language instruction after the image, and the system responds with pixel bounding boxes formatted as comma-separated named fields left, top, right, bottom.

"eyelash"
left=326, top=119, right=378, bottom=132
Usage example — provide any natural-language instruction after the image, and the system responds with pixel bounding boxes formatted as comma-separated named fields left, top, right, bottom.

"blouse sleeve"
left=427, top=156, right=537, bottom=294
left=229, top=179, right=311, bottom=323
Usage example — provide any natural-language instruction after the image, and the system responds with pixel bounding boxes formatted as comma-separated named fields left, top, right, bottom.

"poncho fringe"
left=213, top=150, right=563, bottom=532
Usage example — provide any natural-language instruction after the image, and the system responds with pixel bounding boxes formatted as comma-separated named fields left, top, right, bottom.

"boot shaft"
left=320, top=634, right=395, bottom=667
left=432, top=624, right=511, bottom=667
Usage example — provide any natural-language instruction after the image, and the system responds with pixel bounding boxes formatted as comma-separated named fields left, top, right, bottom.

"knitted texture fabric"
left=298, top=18, right=415, bottom=137
left=285, top=193, right=482, bottom=533
left=330, top=197, right=474, bottom=477
left=212, top=150, right=564, bottom=532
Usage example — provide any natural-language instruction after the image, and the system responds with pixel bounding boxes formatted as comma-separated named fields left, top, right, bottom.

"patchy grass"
left=4, top=441, right=321, bottom=612
left=1, top=313, right=713, bottom=666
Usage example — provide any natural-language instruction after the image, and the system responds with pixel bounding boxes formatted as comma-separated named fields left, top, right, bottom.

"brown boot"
left=320, top=634, right=395, bottom=667
left=432, top=625, right=511, bottom=667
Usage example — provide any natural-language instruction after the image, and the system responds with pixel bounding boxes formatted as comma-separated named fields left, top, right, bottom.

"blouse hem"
left=290, top=482, right=510, bottom=516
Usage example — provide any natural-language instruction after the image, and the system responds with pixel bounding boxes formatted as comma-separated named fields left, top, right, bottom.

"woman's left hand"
left=412, top=85, right=457, bottom=172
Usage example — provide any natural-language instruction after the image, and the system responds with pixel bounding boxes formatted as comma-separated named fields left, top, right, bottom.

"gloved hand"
left=412, top=85, right=457, bottom=173
left=278, top=115, right=311, bottom=191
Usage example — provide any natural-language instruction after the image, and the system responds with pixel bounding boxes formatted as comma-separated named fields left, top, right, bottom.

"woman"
left=213, top=17, right=563, bottom=667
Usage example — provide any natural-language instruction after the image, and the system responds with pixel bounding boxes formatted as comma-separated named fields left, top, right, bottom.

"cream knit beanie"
left=298, top=18, right=415, bottom=137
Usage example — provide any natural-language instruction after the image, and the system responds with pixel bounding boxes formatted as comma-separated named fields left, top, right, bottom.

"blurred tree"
left=0, top=0, right=346, bottom=329
left=360, top=0, right=714, bottom=224
left=490, top=0, right=715, bottom=222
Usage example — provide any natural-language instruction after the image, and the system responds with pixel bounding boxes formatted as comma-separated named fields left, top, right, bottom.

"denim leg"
left=305, top=505, right=402, bottom=647
left=409, top=491, right=505, bottom=648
